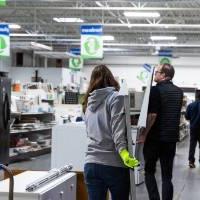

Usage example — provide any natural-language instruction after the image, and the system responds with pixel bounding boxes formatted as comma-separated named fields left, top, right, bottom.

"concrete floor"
left=9, top=136, right=200, bottom=200
left=136, top=137, right=200, bottom=200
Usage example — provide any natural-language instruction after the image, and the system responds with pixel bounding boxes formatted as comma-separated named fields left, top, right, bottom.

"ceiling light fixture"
left=96, top=1, right=104, bottom=7
left=53, top=18, right=84, bottom=23
left=150, top=36, right=177, bottom=41
left=31, top=42, right=53, bottom=51
left=103, top=35, right=115, bottom=41
left=9, top=24, right=21, bottom=29
left=124, top=11, right=160, bottom=18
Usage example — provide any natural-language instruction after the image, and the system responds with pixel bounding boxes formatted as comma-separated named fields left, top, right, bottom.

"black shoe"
left=189, top=162, right=196, bottom=168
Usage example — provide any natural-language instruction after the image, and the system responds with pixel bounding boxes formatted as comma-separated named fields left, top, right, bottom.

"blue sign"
left=143, top=64, right=151, bottom=72
left=81, top=25, right=103, bottom=35
left=70, top=48, right=80, bottom=55
left=158, top=50, right=172, bottom=57
left=0, top=24, right=9, bottom=36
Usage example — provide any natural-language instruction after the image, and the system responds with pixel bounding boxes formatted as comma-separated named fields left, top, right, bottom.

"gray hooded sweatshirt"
left=85, top=87, right=127, bottom=168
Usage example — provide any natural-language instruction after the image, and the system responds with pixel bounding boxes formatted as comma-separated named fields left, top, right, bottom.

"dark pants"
left=143, top=140, right=176, bottom=200
left=189, top=128, right=200, bottom=163
left=84, top=163, right=130, bottom=200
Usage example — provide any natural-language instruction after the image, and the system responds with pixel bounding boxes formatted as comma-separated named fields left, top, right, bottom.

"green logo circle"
left=84, top=37, right=100, bottom=55
left=137, top=70, right=148, bottom=83
left=72, top=58, right=81, bottom=68
left=160, top=57, right=171, bottom=65
left=0, top=36, right=7, bottom=53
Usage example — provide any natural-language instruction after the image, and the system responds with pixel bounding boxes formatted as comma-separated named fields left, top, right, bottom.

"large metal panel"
left=119, top=80, right=136, bottom=200
left=121, top=66, right=154, bottom=200
left=124, top=94, right=136, bottom=200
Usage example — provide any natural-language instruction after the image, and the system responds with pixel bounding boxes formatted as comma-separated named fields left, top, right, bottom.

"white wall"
left=83, top=56, right=200, bottom=90
left=173, top=66, right=200, bottom=88
left=8, top=55, right=200, bottom=90
left=83, top=65, right=144, bottom=90
left=0, top=57, right=11, bottom=73
left=9, top=67, right=72, bottom=87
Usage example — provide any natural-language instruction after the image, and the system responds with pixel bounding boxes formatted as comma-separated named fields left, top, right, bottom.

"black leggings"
left=143, top=140, right=176, bottom=200
left=189, top=128, right=200, bottom=163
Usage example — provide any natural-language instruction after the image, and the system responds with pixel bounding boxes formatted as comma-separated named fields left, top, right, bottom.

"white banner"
left=81, top=25, right=103, bottom=59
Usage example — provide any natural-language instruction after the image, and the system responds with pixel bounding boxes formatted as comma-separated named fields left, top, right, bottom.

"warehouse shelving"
left=9, top=112, right=55, bottom=163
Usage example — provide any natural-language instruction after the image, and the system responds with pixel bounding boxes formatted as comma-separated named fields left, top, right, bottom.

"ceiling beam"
left=15, top=41, right=200, bottom=48
left=10, top=22, right=200, bottom=28
left=102, top=23, right=200, bottom=28
left=2, top=6, right=200, bottom=11
left=105, top=43, right=200, bottom=47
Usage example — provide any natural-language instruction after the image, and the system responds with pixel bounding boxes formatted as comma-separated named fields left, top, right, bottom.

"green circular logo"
left=84, top=37, right=100, bottom=55
left=137, top=70, right=148, bottom=83
left=0, top=36, right=7, bottom=53
left=160, top=57, right=171, bottom=65
left=72, top=58, right=81, bottom=68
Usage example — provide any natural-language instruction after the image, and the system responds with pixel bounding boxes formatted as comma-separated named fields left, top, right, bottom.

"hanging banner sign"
left=69, top=48, right=83, bottom=71
left=137, top=64, right=152, bottom=84
left=0, top=24, right=10, bottom=57
left=81, top=25, right=103, bottom=59
left=159, top=50, right=172, bottom=65
left=0, top=0, right=6, bottom=7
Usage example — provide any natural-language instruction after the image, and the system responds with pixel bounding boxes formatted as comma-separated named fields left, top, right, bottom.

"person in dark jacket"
left=185, top=92, right=200, bottom=168
left=138, top=63, right=183, bottom=200
left=82, top=65, right=139, bottom=200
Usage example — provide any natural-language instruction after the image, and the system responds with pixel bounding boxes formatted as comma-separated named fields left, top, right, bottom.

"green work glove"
left=120, top=149, right=139, bottom=168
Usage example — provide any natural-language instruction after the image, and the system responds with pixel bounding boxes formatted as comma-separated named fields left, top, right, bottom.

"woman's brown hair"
left=82, top=65, right=119, bottom=113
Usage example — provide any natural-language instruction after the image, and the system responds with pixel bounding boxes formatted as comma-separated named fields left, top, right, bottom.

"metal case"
left=0, top=171, right=76, bottom=200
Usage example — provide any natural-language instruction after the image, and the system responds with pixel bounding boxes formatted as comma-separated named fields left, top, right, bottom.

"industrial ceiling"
left=1, top=0, right=200, bottom=57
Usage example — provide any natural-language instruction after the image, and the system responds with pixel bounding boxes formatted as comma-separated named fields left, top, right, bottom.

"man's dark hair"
left=161, top=63, right=175, bottom=80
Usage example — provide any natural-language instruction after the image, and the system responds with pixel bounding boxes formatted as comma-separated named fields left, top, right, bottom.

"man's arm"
left=137, top=113, right=157, bottom=143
